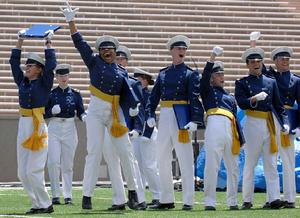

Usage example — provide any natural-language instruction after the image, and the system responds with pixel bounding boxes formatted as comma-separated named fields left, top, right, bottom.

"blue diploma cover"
left=172, top=104, right=191, bottom=130
left=19, top=24, right=60, bottom=38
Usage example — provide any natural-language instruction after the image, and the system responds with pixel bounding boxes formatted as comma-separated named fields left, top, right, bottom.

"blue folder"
left=286, top=108, right=299, bottom=133
left=20, top=24, right=60, bottom=38
left=173, top=104, right=191, bottom=130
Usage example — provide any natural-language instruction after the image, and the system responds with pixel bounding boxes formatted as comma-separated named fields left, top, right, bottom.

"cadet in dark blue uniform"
left=133, top=68, right=161, bottom=206
left=102, top=45, right=147, bottom=210
left=262, top=47, right=300, bottom=208
left=201, top=47, right=244, bottom=210
left=10, top=30, right=56, bottom=214
left=146, top=35, right=204, bottom=210
left=235, top=47, right=289, bottom=210
left=61, top=4, right=140, bottom=210
left=45, top=64, right=86, bottom=205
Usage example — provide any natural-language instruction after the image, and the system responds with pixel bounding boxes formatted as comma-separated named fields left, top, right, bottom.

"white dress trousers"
left=17, top=116, right=51, bottom=209
left=47, top=117, right=78, bottom=199
left=273, top=116, right=296, bottom=203
left=132, top=128, right=160, bottom=200
left=204, top=115, right=239, bottom=207
left=103, top=129, right=146, bottom=204
left=82, top=95, right=140, bottom=200
left=242, top=115, right=281, bottom=203
left=156, top=107, right=194, bottom=205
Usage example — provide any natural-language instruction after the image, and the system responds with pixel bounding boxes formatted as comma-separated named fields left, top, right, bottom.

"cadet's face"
left=137, top=76, right=149, bottom=88
left=275, top=57, right=290, bottom=72
left=99, top=48, right=116, bottom=64
left=211, top=73, right=225, bottom=88
left=171, top=47, right=186, bottom=64
left=56, top=74, right=69, bottom=87
left=116, top=56, right=128, bottom=67
left=247, top=59, right=263, bottom=76
left=25, top=64, right=42, bottom=80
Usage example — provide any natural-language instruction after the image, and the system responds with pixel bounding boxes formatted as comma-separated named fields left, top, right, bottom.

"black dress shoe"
left=147, top=199, right=160, bottom=206
left=82, top=196, right=92, bottom=209
left=241, top=202, right=252, bottom=210
left=107, top=204, right=126, bottom=211
left=182, top=204, right=193, bottom=210
left=229, top=205, right=239, bottom=210
left=52, top=197, right=61, bottom=205
left=136, top=202, right=147, bottom=210
left=262, top=202, right=270, bottom=209
left=149, top=202, right=175, bottom=209
left=39, top=205, right=54, bottom=214
left=25, top=208, right=40, bottom=214
left=283, top=201, right=295, bottom=208
left=127, top=190, right=138, bottom=209
left=270, top=199, right=283, bottom=209
left=205, top=206, right=216, bottom=211
left=64, top=198, right=73, bottom=205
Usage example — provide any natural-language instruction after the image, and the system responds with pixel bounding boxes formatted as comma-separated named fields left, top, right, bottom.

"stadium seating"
left=1, top=0, right=300, bottom=115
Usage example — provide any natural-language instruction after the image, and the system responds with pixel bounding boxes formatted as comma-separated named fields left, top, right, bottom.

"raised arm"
left=9, top=34, right=25, bottom=86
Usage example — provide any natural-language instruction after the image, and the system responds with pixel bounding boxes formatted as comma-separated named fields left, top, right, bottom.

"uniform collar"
left=57, top=86, right=71, bottom=93
left=248, top=73, right=263, bottom=79
left=171, top=62, right=185, bottom=69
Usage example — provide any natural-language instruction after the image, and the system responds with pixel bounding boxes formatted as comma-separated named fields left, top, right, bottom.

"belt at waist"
left=50, top=117, right=75, bottom=122
left=284, top=105, right=293, bottom=109
left=160, top=100, right=188, bottom=108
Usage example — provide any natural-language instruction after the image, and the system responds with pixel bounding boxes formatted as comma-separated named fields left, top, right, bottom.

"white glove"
left=250, top=31, right=261, bottom=41
left=128, top=130, right=139, bottom=139
left=129, top=103, right=140, bottom=117
left=81, top=114, right=87, bottom=122
left=45, top=30, right=54, bottom=40
left=184, top=122, right=198, bottom=132
left=60, top=1, right=79, bottom=23
left=254, top=91, right=268, bottom=101
left=51, top=104, right=61, bottom=115
left=212, top=46, right=223, bottom=56
left=282, top=124, right=290, bottom=135
left=17, top=28, right=27, bottom=39
left=147, top=118, right=156, bottom=128
left=292, top=127, right=300, bottom=137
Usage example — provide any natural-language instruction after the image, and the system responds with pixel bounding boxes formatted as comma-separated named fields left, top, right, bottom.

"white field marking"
left=0, top=215, right=50, bottom=218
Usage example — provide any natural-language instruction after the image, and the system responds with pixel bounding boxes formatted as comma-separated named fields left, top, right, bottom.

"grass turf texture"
left=0, top=187, right=299, bottom=218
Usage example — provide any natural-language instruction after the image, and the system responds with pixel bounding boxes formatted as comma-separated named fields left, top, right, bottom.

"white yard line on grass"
left=0, top=215, right=50, bottom=218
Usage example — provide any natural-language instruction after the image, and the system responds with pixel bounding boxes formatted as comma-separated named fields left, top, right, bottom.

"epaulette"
left=117, top=64, right=126, bottom=71
left=292, top=72, right=300, bottom=79
left=71, top=88, right=80, bottom=93
left=159, top=66, right=169, bottom=72
left=237, top=76, right=248, bottom=82
left=129, top=76, right=138, bottom=81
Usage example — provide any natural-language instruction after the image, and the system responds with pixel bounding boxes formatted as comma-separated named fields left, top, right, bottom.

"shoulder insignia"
left=71, top=88, right=80, bottom=93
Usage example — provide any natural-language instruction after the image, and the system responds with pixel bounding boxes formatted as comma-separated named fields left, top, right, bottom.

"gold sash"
left=89, top=85, right=128, bottom=137
left=19, top=107, right=47, bottom=151
left=245, top=110, right=278, bottom=153
left=206, top=108, right=240, bottom=155
left=160, top=100, right=189, bottom=143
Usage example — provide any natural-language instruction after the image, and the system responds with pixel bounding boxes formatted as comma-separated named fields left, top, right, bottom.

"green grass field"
left=0, top=187, right=299, bottom=218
